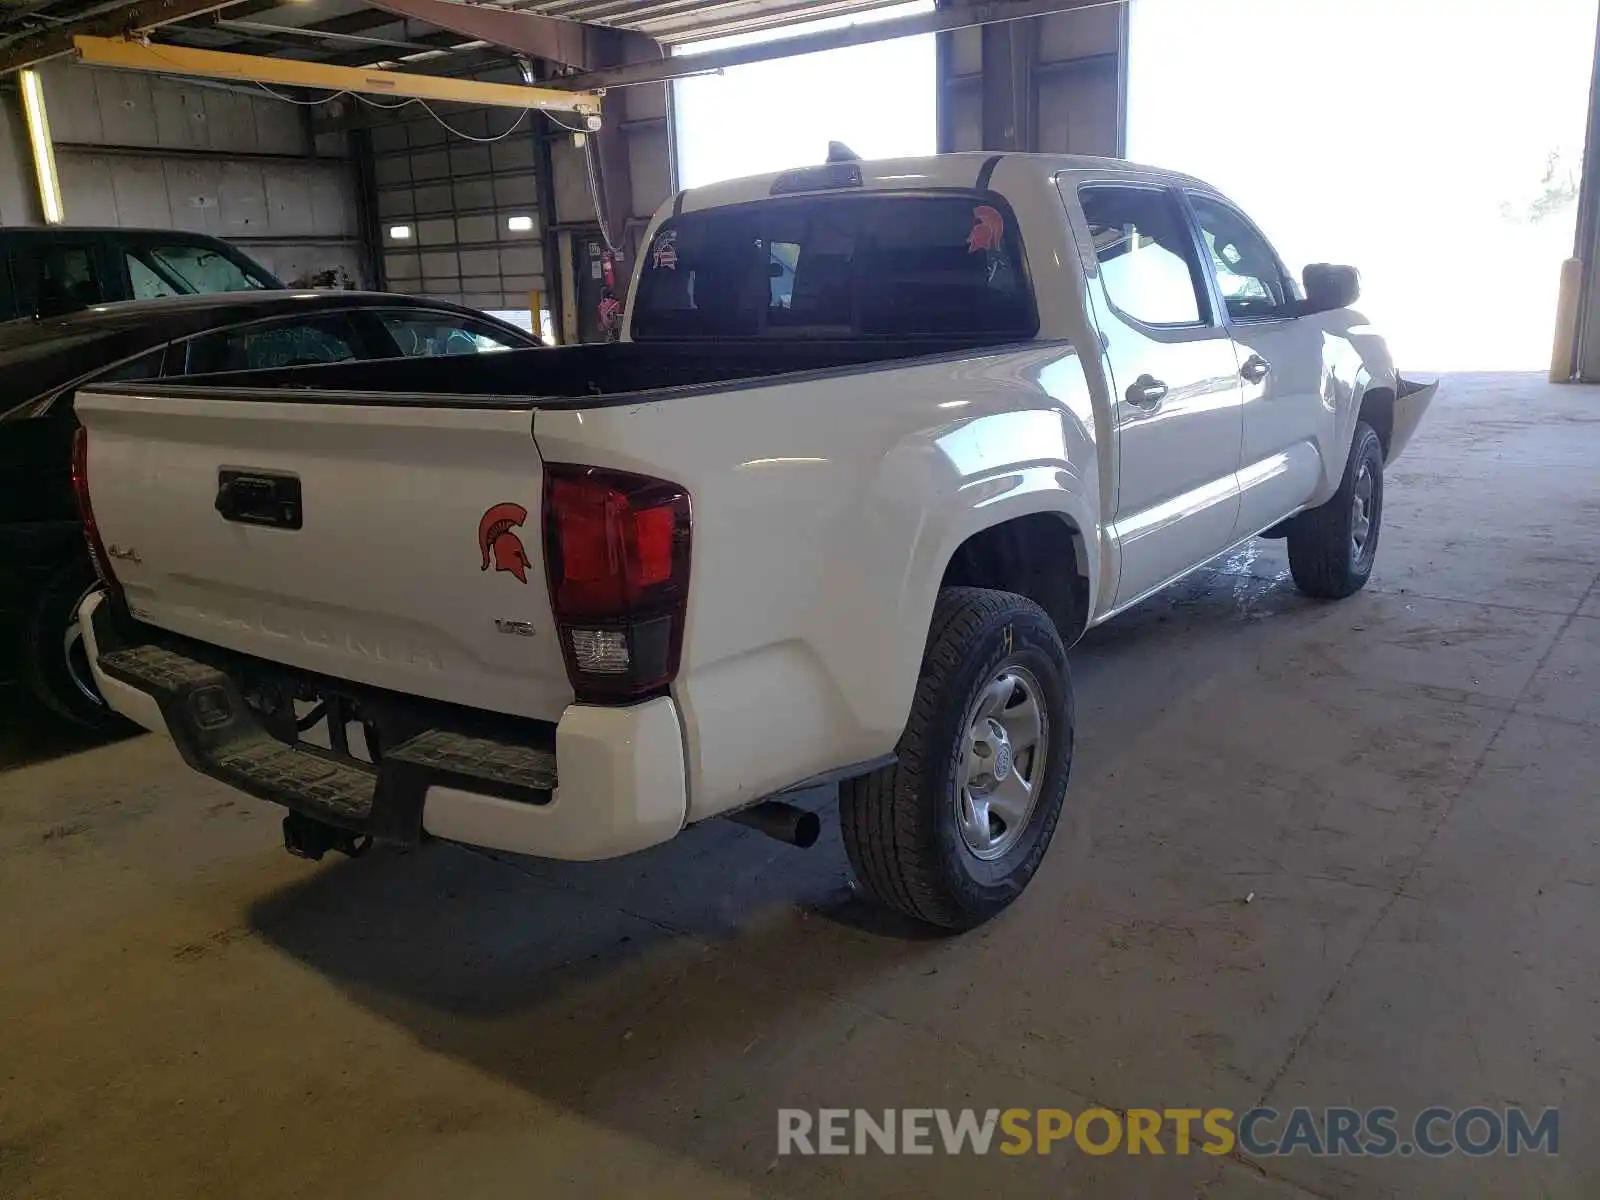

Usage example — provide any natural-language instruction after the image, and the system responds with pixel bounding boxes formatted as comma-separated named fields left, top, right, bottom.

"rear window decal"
left=652, top=229, right=679, bottom=270
left=967, top=205, right=1005, bottom=254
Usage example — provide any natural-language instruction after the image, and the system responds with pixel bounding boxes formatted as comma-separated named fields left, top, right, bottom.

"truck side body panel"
left=531, top=341, right=1101, bottom=821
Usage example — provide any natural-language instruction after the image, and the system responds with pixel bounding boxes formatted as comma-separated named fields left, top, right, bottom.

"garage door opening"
left=672, top=2, right=936, bottom=190
left=1129, top=0, right=1598, bottom=371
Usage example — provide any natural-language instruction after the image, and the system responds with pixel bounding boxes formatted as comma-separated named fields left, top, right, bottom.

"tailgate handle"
left=216, top=470, right=303, bottom=530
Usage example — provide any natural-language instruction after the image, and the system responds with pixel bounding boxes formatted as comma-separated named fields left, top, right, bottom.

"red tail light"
left=71, top=426, right=119, bottom=593
left=543, top=464, right=691, bottom=703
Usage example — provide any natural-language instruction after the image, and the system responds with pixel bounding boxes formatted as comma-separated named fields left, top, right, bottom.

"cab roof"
left=675, top=152, right=1218, bottom=214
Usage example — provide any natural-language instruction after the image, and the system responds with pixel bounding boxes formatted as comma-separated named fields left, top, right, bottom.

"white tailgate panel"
left=77, top=391, right=573, bottom=722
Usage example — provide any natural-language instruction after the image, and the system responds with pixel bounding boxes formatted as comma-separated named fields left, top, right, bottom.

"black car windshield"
left=631, top=192, right=1036, bottom=341
left=130, top=242, right=275, bottom=295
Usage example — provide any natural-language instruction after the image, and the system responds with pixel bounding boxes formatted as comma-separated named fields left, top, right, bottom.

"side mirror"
left=1302, top=263, right=1360, bottom=313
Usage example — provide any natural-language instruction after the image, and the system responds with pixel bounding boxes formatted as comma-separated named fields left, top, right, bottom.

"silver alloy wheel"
left=61, top=582, right=105, bottom=709
left=958, top=664, right=1049, bottom=861
left=1351, top=458, right=1376, bottom=562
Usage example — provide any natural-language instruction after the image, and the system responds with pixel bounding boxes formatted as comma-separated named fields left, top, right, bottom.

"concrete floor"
left=2, top=371, right=1596, bottom=1199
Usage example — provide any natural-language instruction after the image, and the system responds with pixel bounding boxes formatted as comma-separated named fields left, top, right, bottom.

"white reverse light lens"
left=569, top=629, right=630, bottom=674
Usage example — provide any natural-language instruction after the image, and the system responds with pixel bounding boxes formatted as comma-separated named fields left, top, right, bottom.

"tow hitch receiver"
left=283, top=812, right=370, bottom=861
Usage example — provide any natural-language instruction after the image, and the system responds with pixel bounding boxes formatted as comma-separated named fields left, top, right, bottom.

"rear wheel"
left=840, top=587, right=1074, bottom=930
left=21, top=555, right=121, bottom=730
left=1287, top=420, right=1385, bottom=600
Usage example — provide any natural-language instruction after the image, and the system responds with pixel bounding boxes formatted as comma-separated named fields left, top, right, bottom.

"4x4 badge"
left=478, top=502, right=530, bottom=584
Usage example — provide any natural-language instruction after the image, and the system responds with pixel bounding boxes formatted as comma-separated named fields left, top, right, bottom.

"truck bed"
left=134, top=336, right=1023, bottom=406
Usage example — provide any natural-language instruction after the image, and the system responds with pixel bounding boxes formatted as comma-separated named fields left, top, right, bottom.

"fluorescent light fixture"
left=389, top=224, right=412, bottom=239
left=18, top=69, right=64, bottom=225
left=506, top=215, right=534, bottom=232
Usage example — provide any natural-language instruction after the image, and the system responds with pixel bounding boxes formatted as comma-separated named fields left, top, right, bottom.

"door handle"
left=1125, top=375, right=1168, bottom=408
left=1240, top=355, right=1271, bottom=384
left=216, top=470, right=302, bottom=530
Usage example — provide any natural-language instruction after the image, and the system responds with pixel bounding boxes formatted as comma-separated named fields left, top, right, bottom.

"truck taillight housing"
left=70, top=426, right=119, bottom=594
left=543, top=464, right=691, bottom=704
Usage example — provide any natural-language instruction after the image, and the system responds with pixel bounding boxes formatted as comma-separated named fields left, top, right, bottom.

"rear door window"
left=179, top=314, right=364, bottom=374
left=102, top=347, right=168, bottom=382
left=632, top=193, right=1036, bottom=340
left=1078, top=186, right=1210, bottom=327
left=9, top=240, right=109, bottom=315
left=374, top=311, right=528, bottom=356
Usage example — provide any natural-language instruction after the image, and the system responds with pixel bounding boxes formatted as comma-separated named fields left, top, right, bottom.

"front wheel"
left=1287, top=420, right=1385, bottom=600
left=840, top=587, right=1074, bottom=931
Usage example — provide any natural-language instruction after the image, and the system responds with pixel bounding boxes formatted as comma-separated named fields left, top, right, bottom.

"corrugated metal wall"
left=8, top=63, right=365, bottom=286
left=549, top=82, right=672, bottom=240
left=546, top=80, right=674, bottom=340
left=550, top=81, right=675, bottom=339
left=1567, top=6, right=1600, bottom=379
left=941, top=4, right=1124, bottom=157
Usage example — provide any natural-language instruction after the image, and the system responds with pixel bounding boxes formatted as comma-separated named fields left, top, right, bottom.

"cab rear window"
left=632, top=192, right=1036, bottom=341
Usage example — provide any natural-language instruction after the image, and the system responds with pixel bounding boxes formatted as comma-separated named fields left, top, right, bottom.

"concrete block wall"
left=0, top=94, right=35, bottom=226
left=0, top=63, right=364, bottom=287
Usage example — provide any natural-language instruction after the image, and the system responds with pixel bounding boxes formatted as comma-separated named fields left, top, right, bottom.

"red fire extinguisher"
left=597, top=251, right=623, bottom=340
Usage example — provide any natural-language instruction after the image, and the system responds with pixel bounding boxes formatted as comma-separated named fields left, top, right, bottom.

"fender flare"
left=806, top=457, right=1100, bottom=748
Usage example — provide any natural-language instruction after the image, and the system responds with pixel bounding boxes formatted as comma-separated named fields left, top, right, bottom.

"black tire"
left=840, top=586, right=1074, bottom=931
left=21, top=554, right=121, bottom=730
left=1287, top=421, right=1385, bottom=600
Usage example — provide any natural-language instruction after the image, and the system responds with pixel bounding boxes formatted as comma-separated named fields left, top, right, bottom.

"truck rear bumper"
left=421, top=701, right=687, bottom=860
left=79, top=590, right=688, bottom=861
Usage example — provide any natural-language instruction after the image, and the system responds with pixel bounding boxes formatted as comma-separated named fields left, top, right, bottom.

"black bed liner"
left=120, top=335, right=1033, bottom=408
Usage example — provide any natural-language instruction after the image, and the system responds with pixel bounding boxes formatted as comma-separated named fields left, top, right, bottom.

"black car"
left=0, top=227, right=283, bottom=321
left=1, top=291, right=541, bottom=728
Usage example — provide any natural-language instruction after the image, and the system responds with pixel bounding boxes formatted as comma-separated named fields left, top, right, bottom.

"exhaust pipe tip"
left=728, top=800, right=820, bottom=848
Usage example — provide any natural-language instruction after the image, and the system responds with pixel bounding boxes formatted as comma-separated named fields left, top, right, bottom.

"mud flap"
left=1389, top=376, right=1439, bottom=462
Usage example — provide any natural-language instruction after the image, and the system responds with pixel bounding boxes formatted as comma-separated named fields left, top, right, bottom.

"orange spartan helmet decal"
left=478, top=502, right=531, bottom=584
left=967, top=205, right=1005, bottom=254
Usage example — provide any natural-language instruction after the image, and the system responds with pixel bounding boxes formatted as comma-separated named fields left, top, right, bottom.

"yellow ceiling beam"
left=73, top=35, right=601, bottom=116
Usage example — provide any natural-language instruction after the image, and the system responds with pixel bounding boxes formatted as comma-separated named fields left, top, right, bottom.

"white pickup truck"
left=73, top=152, right=1434, bottom=930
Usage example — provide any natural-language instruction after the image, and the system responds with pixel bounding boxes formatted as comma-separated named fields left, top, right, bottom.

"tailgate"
left=73, top=386, right=573, bottom=722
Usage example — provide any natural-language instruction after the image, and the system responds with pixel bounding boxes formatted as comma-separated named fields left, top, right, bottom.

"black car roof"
left=0, top=292, right=535, bottom=420
left=0, top=227, right=262, bottom=246
left=0, top=226, right=242, bottom=240
left=0, top=291, right=523, bottom=360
